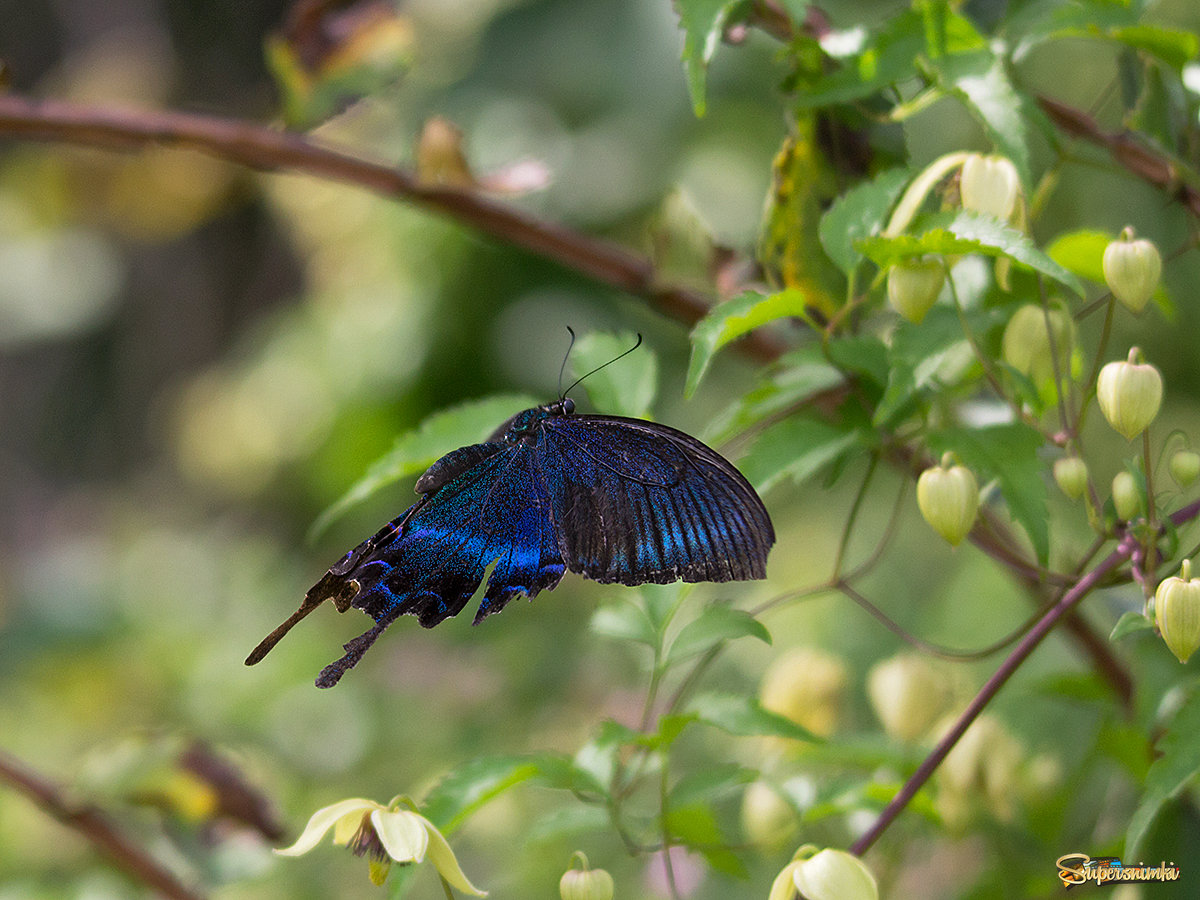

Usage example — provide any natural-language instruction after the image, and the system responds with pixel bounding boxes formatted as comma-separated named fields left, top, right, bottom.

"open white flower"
left=277, top=796, right=486, bottom=895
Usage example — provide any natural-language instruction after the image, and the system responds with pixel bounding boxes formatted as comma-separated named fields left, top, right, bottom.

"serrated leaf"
left=740, top=416, right=864, bottom=494
left=819, top=168, right=912, bottom=275
left=859, top=211, right=1087, bottom=296
left=685, top=289, right=808, bottom=396
left=309, top=393, right=540, bottom=540
left=666, top=605, right=770, bottom=666
left=928, top=422, right=1049, bottom=564
left=1127, top=682, right=1200, bottom=856
left=685, top=692, right=820, bottom=741
left=677, top=0, right=745, bottom=116
left=422, top=755, right=541, bottom=833
left=1111, top=611, right=1156, bottom=642
left=570, top=331, right=657, bottom=418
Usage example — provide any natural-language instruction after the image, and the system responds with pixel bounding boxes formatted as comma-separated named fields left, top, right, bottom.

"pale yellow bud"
left=916, top=455, right=979, bottom=546
left=760, top=648, right=848, bottom=738
left=867, top=653, right=950, bottom=741
left=1155, top=559, right=1200, bottom=664
left=1096, top=348, right=1162, bottom=440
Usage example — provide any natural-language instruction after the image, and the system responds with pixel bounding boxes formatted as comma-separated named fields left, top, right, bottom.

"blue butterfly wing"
left=277, top=439, right=566, bottom=686
left=537, top=415, right=774, bottom=585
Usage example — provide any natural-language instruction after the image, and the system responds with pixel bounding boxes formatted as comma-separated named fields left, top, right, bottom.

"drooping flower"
left=276, top=796, right=486, bottom=894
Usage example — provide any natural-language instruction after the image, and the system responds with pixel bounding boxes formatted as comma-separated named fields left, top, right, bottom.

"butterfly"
left=246, top=396, right=774, bottom=687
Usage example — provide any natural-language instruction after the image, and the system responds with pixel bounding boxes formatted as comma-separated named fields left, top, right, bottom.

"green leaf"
left=858, top=211, right=1087, bottom=297
left=1108, top=25, right=1199, bottom=74
left=685, top=692, right=820, bottom=741
left=826, top=335, right=890, bottom=388
left=928, top=422, right=1049, bottom=564
left=637, top=714, right=697, bottom=751
left=1127, top=682, right=1200, bottom=856
left=874, top=305, right=1005, bottom=427
left=669, top=763, right=757, bottom=808
left=819, top=168, right=912, bottom=275
left=530, top=755, right=608, bottom=796
left=793, top=11, right=926, bottom=108
left=677, top=0, right=746, bottom=115
left=570, top=331, right=657, bottom=418
left=309, top=393, right=540, bottom=539
left=739, top=416, right=864, bottom=494
left=664, top=803, right=747, bottom=878
left=422, top=755, right=541, bottom=834
left=591, top=600, right=659, bottom=647
left=935, top=49, right=1032, bottom=187
left=685, top=289, right=809, bottom=396
left=666, top=605, right=770, bottom=666
left=705, top=345, right=845, bottom=444
left=1111, top=611, right=1156, bottom=642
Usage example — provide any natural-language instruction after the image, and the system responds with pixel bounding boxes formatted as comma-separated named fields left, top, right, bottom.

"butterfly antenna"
left=557, top=326, right=578, bottom=399
left=561, top=332, right=643, bottom=399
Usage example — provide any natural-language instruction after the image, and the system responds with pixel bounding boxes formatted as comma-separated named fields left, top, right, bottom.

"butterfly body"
left=247, top=398, right=774, bottom=687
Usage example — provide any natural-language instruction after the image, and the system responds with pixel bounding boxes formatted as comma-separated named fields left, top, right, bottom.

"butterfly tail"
left=314, top=609, right=401, bottom=688
left=245, top=571, right=362, bottom=666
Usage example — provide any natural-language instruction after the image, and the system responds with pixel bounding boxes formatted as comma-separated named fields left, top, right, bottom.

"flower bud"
left=1096, top=348, right=1163, bottom=440
left=760, top=648, right=848, bottom=738
left=791, top=848, right=878, bottom=900
left=1103, top=227, right=1161, bottom=314
left=917, top=455, right=979, bottom=546
left=1170, top=450, right=1200, bottom=487
left=741, top=781, right=797, bottom=852
left=886, top=256, right=944, bottom=323
left=1112, top=471, right=1141, bottom=520
left=560, top=857, right=614, bottom=900
left=1001, top=304, right=1074, bottom=389
left=960, top=154, right=1022, bottom=222
left=1053, top=456, right=1089, bottom=500
left=1155, top=559, right=1200, bottom=664
left=867, top=653, right=949, bottom=742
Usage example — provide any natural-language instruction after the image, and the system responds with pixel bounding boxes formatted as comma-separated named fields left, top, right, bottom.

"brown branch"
left=0, top=93, right=787, bottom=363
left=1038, top=95, right=1200, bottom=220
left=0, top=749, right=205, bottom=900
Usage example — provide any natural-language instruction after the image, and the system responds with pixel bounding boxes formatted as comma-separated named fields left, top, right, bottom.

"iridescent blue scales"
left=246, top=398, right=774, bottom=687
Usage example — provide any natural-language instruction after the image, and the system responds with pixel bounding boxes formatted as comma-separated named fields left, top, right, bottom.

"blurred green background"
left=2, top=0, right=1200, bottom=898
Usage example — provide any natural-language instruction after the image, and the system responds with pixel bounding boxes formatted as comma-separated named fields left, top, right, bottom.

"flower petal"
left=422, top=817, right=488, bottom=896
left=276, top=798, right=380, bottom=856
left=371, top=809, right=429, bottom=863
left=768, top=861, right=801, bottom=900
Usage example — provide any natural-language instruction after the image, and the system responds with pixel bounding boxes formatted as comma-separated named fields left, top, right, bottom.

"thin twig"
left=0, top=93, right=787, bottom=363
left=0, top=749, right=205, bottom=900
left=849, top=538, right=1133, bottom=856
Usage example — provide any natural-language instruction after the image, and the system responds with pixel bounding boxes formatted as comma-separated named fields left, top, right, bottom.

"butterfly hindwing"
left=538, top=415, right=773, bottom=585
